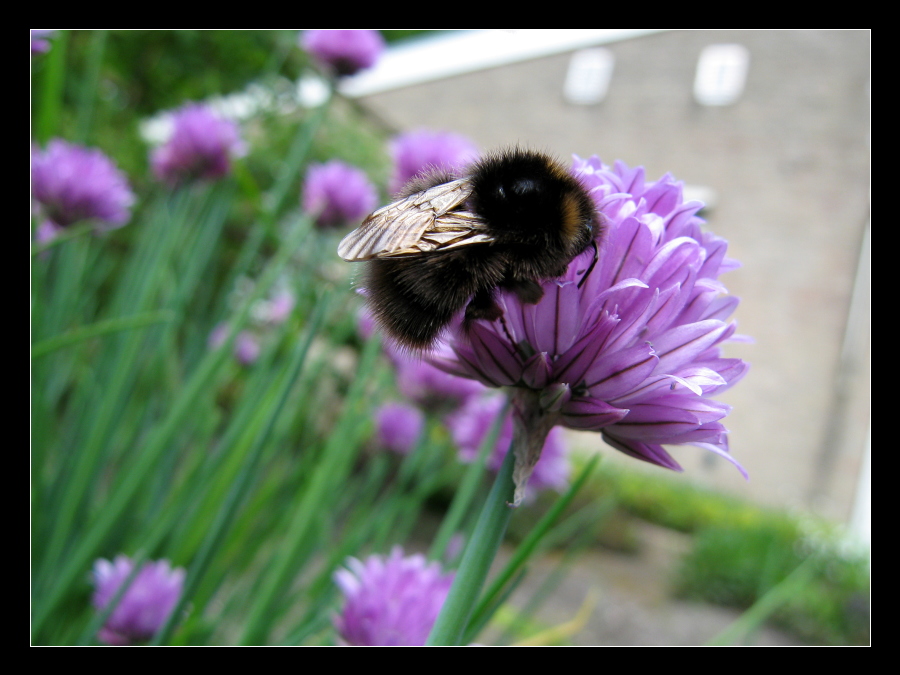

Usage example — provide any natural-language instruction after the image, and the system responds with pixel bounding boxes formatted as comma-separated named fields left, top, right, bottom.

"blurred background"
left=31, top=29, right=869, bottom=646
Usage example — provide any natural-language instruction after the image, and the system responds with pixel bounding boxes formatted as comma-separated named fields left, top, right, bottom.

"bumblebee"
left=338, top=148, right=601, bottom=350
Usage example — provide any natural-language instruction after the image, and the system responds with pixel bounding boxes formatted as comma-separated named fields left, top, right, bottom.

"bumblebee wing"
left=382, top=211, right=493, bottom=255
left=337, top=179, right=489, bottom=261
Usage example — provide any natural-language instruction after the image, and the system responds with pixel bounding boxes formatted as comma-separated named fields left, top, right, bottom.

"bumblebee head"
left=469, top=149, right=598, bottom=253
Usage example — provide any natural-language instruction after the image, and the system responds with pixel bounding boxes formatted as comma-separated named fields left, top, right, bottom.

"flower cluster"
left=333, top=547, right=453, bottom=646
left=430, top=156, right=748, bottom=502
left=389, top=129, right=479, bottom=194
left=91, top=555, right=185, bottom=646
left=31, top=139, right=135, bottom=237
left=302, top=160, right=377, bottom=229
left=301, top=30, right=385, bottom=78
left=151, top=103, right=246, bottom=185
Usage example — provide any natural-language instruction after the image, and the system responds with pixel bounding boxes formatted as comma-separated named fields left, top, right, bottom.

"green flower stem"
left=426, top=442, right=516, bottom=646
left=31, top=310, right=174, bottom=360
left=238, top=335, right=382, bottom=645
left=74, top=30, right=107, bottom=143
left=35, top=29, right=67, bottom=144
left=31, top=217, right=311, bottom=638
left=229, top=92, right=331, bottom=286
left=706, top=555, right=818, bottom=646
left=30, top=221, right=95, bottom=257
left=463, top=454, right=600, bottom=643
left=150, top=294, right=331, bottom=646
left=429, top=399, right=510, bottom=563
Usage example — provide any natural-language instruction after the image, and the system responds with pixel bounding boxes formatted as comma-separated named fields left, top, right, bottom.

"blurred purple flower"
left=393, top=344, right=487, bottom=413
left=302, top=160, right=377, bottom=228
left=446, top=393, right=570, bottom=497
left=151, top=103, right=245, bottom=185
left=31, top=139, right=135, bottom=233
left=208, top=322, right=230, bottom=350
left=31, top=29, right=55, bottom=54
left=333, top=547, right=454, bottom=646
left=357, top=305, right=378, bottom=341
left=234, top=331, right=260, bottom=365
left=252, top=287, right=295, bottom=326
left=262, top=289, right=295, bottom=325
left=34, top=220, right=62, bottom=246
left=208, top=323, right=260, bottom=366
left=431, top=156, right=749, bottom=503
left=301, top=29, right=385, bottom=77
left=389, top=130, right=479, bottom=194
left=91, top=555, right=185, bottom=646
left=375, top=402, right=424, bottom=455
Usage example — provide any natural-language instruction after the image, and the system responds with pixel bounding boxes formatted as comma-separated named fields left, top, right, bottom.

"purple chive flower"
left=234, top=331, right=260, bottom=365
left=301, top=29, right=385, bottom=77
left=375, top=402, right=425, bottom=455
left=302, top=160, right=377, bottom=228
left=150, top=103, right=246, bottom=185
left=208, top=323, right=260, bottom=366
left=31, top=29, right=55, bottom=54
left=31, top=139, right=135, bottom=233
left=333, top=547, right=454, bottom=646
left=257, top=288, right=295, bottom=325
left=389, top=130, right=479, bottom=194
left=431, top=156, right=749, bottom=504
left=91, top=555, right=185, bottom=646
left=446, top=393, right=570, bottom=497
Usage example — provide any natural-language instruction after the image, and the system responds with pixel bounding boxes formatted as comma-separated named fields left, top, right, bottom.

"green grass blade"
left=426, top=444, right=516, bottom=646
left=31, top=311, right=174, bottom=359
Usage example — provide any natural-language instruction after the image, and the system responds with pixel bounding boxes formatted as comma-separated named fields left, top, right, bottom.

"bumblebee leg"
left=503, top=278, right=545, bottom=305
left=465, top=287, right=503, bottom=322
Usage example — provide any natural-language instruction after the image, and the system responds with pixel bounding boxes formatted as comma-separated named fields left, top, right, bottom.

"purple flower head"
left=333, top=546, right=454, bottom=646
left=375, top=402, right=424, bottom=455
left=31, top=29, right=55, bottom=54
left=208, top=323, right=260, bottom=366
left=151, top=103, right=246, bottom=185
left=301, top=29, right=385, bottom=77
left=91, top=555, right=185, bottom=646
left=234, top=331, right=260, bottom=366
left=446, top=393, right=570, bottom=497
left=389, top=130, right=479, bottom=194
left=252, top=287, right=296, bottom=326
left=302, top=160, right=378, bottom=229
left=208, top=322, right=230, bottom=350
left=31, top=139, right=135, bottom=231
left=431, top=156, right=749, bottom=502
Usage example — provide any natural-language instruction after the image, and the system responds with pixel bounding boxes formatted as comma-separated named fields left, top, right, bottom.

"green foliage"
left=577, top=462, right=869, bottom=645
left=675, top=524, right=870, bottom=645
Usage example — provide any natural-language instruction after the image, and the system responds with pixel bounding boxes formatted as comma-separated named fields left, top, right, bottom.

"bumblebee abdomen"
left=364, top=246, right=506, bottom=349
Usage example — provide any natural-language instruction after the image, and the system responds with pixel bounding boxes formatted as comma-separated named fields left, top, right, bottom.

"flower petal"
left=560, top=397, right=629, bottom=430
